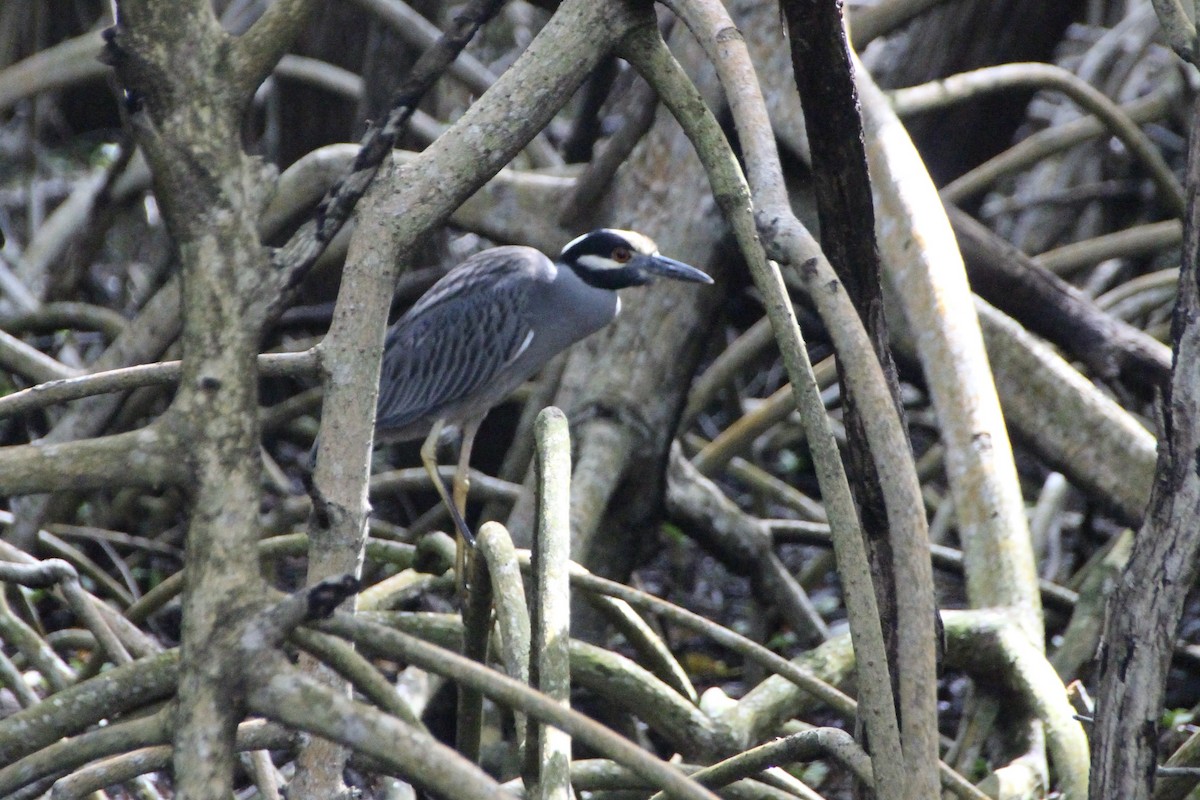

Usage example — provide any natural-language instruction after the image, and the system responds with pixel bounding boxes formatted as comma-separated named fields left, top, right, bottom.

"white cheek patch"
left=578, top=253, right=621, bottom=271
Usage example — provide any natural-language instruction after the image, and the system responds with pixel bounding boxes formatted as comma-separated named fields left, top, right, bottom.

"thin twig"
left=890, top=62, right=1185, bottom=217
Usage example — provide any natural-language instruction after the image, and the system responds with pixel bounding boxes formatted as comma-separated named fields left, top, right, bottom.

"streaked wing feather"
left=375, top=248, right=549, bottom=434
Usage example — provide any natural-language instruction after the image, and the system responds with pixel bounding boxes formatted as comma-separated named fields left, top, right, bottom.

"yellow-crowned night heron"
left=375, top=228, right=713, bottom=542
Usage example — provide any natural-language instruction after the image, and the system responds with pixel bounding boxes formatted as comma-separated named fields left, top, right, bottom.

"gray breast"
left=513, top=260, right=620, bottom=373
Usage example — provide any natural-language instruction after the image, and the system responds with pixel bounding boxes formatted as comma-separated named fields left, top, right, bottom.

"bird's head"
left=559, top=229, right=714, bottom=289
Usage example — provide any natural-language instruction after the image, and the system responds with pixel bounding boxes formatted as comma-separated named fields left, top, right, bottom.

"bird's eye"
left=612, top=247, right=632, bottom=263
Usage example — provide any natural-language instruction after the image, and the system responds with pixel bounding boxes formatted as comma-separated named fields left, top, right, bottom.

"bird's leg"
left=454, top=418, right=480, bottom=529
left=421, top=419, right=476, bottom=597
left=420, top=420, right=473, bottom=546
left=449, top=419, right=481, bottom=595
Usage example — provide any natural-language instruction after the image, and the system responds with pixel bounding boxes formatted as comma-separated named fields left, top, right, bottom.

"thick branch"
left=949, top=204, right=1171, bottom=392
left=780, top=0, right=908, bottom=718
left=0, top=426, right=183, bottom=495
left=857, top=56, right=1044, bottom=647
left=1091, top=89, right=1200, bottom=800
left=621, top=14, right=920, bottom=799
left=229, top=0, right=319, bottom=99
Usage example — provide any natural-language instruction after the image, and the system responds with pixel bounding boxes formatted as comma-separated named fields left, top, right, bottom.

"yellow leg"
left=421, top=420, right=472, bottom=539
left=421, top=419, right=476, bottom=592
left=454, top=419, right=480, bottom=525
left=420, top=419, right=454, bottom=525
left=453, top=419, right=482, bottom=596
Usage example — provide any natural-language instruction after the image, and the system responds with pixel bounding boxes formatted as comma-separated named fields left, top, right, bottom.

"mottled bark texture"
left=1089, top=91, right=1200, bottom=800
left=780, top=0, right=911, bottom=713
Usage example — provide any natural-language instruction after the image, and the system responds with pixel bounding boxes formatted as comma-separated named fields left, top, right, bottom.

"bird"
left=372, top=228, right=713, bottom=547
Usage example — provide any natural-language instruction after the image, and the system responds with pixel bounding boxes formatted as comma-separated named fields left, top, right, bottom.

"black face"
left=560, top=230, right=647, bottom=289
left=559, top=229, right=713, bottom=290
